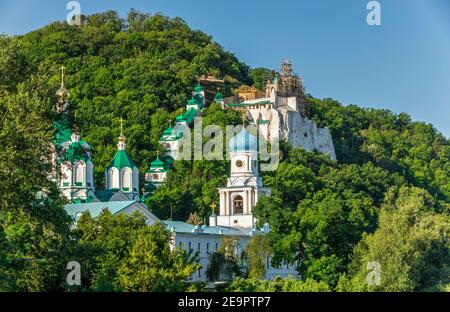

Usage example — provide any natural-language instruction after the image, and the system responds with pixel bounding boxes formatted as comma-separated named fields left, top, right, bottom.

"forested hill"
left=0, top=10, right=251, bottom=186
left=0, top=10, right=449, bottom=292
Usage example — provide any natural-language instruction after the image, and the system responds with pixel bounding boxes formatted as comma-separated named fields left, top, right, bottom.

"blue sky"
left=1, top=0, right=449, bottom=137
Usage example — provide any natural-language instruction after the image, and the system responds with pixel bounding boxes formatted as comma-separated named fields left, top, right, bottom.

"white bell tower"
left=212, top=126, right=271, bottom=229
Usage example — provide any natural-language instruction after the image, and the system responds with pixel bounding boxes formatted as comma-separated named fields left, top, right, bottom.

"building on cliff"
left=225, top=60, right=337, bottom=161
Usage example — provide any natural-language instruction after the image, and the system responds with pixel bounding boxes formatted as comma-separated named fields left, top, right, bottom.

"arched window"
left=75, top=161, right=85, bottom=186
left=109, top=167, right=119, bottom=189
left=233, top=195, right=244, bottom=214
left=121, top=168, right=132, bottom=191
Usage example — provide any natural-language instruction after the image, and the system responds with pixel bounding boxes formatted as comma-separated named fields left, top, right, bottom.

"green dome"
left=194, top=84, right=204, bottom=92
left=150, top=156, right=165, bottom=169
left=214, top=92, right=224, bottom=101
left=163, top=127, right=174, bottom=135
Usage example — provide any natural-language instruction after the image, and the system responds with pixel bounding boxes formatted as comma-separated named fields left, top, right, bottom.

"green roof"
left=214, top=92, right=224, bottom=101
left=65, top=200, right=138, bottom=220
left=175, top=107, right=197, bottom=125
left=242, top=100, right=272, bottom=105
left=183, top=108, right=197, bottom=125
left=194, top=84, right=204, bottom=92
left=187, top=95, right=203, bottom=109
left=162, top=127, right=173, bottom=135
left=150, top=156, right=165, bottom=169
left=226, top=100, right=273, bottom=107
left=107, top=149, right=136, bottom=170
left=226, top=103, right=246, bottom=107
left=163, top=221, right=250, bottom=236
left=193, top=94, right=203, bottom=107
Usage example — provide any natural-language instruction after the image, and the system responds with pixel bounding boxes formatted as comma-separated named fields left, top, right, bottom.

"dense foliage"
left=0, top=77, right=71, bottom=291
left=1, top=10, right=250, bottom=189
left=1, top=10, right=448, bottom=292
left=227, top=277, right=331, bottom=292
left=71, top=211, right=200, bottom=291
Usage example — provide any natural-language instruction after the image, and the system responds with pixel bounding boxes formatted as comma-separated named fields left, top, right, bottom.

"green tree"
left=245, top=234, right=272, bottom=279
left=206, top=236, right=243, bottom=282
left=72, top=210, right=200, bottom=291
left=117, top=223, right=200, bottom=291
left=0, top=83, right=71, bottom=291
left=227, top=277, right=331, bottom=292
left=339, top=187, right=450, bottom=292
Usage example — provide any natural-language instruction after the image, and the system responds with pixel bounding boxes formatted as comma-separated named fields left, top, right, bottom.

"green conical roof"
left=214, top=92, right=224, bottom=101
left=107, top=149, right=136, bottom=170
left=163, top=127, right=174, bottom=135
left=194, top=84, right=204, bottom=92
left=150, top=156, right=165, bottom=169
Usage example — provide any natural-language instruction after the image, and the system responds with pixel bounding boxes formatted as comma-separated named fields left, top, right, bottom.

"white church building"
left=164, top=127, right=298, bottom=282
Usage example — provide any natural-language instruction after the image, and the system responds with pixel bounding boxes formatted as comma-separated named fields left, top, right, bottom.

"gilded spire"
left=118, top=118, right=126, bottom=141
left=56, top=65, right=69, bottom=100
left=241, top=109, right=247, bottom=127
left=117, top=118, right=126, bottom=150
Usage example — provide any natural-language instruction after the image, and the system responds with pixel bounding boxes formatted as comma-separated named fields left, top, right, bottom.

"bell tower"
left=212, top=125, right=271, bottom=229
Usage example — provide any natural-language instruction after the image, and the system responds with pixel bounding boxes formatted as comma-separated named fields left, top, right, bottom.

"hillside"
left=0, top=10, right=449, bottom=292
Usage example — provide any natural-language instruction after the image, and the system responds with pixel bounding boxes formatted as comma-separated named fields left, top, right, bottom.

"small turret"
left=105, top=118, right=140, bottom=200
left=209, top=202, right=217, bottom=227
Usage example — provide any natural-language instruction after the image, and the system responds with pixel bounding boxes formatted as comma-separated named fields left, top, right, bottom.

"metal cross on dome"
left=60, top=66, right=65, bottom=87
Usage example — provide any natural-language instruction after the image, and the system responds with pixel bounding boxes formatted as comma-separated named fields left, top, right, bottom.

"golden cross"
left=156, top=150, right=160, bottom=157
left=241, top=109, right=247, bottom=127
left=120, top=117, right=124, bottom=137
left=60, top=66, right=65, bottom=87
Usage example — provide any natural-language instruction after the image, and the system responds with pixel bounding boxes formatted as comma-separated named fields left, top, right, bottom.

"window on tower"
left=75, top=161, right=85, bottom=186
left=233, top=195, right=244, bottom=214
left=121, top=168, right=132, bottom=191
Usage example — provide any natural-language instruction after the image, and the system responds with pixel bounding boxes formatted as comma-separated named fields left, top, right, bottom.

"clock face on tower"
left=236, top=160, right=244, bottom=168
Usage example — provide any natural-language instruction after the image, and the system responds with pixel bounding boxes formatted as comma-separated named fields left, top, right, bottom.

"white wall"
left=171, top=232, right=297, bottom=282
left=108, top=167, right=119, bottom=189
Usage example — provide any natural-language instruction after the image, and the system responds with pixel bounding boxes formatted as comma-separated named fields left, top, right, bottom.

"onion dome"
left=56, top=86, right=70, bottom=99
left=229, top=128, right=258, bottom=153
left=214, top=92, right=224, bottom=102
left=194, top=84, right=204, bottom=93
left=56, top=66, right=69, bottom=100
left=162, top=127, right=174, bottom=136
left=150, top=156, right=165, bottom=169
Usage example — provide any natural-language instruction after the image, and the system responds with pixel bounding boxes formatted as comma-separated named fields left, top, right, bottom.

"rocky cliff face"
left=279, top=109, right=337, bottom=161
left=248, top=107, right=337, bottom=161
